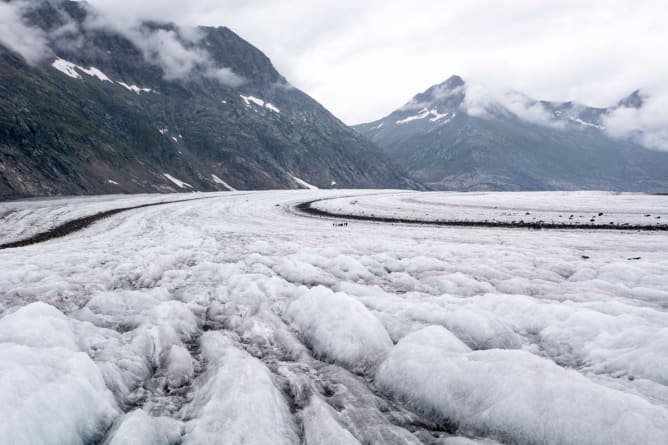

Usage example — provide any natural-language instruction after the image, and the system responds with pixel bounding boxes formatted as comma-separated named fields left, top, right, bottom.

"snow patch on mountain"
left=265, top=102, right=280, bottom=113
left=240, top=95, right=280, bottom=113
left=118, top=82, right=155, bottom=94
left=396, top=108, right=454, bottom=125
left=211, top=174, right=237, bottom=191
left=570, top=116, right=605, bottom=129
left=163, top=173, right=192, bottom=189
left=429, top=110, right=452, bottom=122
left=396, top=109, right=428, bottom=124
left=52, top=59, right=162, bottom=97
left=78, top=66, right=112, bottom=82
left=51, top=58, right=82, bottom=79
left=51, top=58, right=112, bottom=82
left=291, top=175, right=318, bottom=190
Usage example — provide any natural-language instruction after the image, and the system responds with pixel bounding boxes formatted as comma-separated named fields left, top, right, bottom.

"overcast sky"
left=80, top=0, right=668, bottom=124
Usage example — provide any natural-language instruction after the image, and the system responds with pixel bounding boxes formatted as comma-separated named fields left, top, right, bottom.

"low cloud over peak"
left=0, top=1, right=51, bottom=64
left=0, top=0, right=245, bottom=87
left=387, top=74, right=668, bottom=152
left=603, top=89, right=668, bottom=151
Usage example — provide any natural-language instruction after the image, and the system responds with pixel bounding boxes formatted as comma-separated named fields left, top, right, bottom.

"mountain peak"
left=440, top=74, right=465, bottom=89
left=355, top=76, right=668, bottom=192
left=617, top=90, right=644, bottom=109
left=407, top=74, right=466, bottom=109
left=425, top=74, right=465, bottom=96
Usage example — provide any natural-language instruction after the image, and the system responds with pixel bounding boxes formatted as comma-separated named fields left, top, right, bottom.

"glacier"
left=1, top=190, right=667, bottom=444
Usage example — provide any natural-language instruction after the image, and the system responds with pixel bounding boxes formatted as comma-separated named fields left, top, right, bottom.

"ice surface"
left=286, top=286, right=393, bottom=371
left=376, top=326, right=668, bottom=445
left=82, top=299, right=199, bottom=401
left=1, top=190, right=668, bottom=443
left=163, top=345, right=194, bottom=389
left=313, top=190, right=668, bottom=227
left=440, top=439, right=502, bottom=445
left=301, top=396, right=362, bottom=445
left=0, top=192, right=201, bottom=244
left=106, top=409, right=182, bottom=445
left=0, top=303, right=118, bottom=445
left=182, top=331, right=298, bottom=444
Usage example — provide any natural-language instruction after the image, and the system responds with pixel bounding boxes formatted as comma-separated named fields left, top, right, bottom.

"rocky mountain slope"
left=355, top=76, right=668, bottom=191
left=0, top=0, right=418, bottom=199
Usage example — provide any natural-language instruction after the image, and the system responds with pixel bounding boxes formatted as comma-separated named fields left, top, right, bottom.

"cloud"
left=462, top=84, right=564, bottom=128
left=84, top=11, right=245, bottom=86
left=129, top=27, right=245, bottom=86
left=400, top=83, right=465, bottom=111
left=204, top=67, right=245, bottom=87
left=4, top=0, right=668, bottom=136
left=133, top=28, right=207, bottom=80
left=603, top=91, right=668, bottom=151
left=0, top=1, right=244, bottom=87
left=0, top=1, right=51, bottom=64
left=78, top=0, right=668, bottom=124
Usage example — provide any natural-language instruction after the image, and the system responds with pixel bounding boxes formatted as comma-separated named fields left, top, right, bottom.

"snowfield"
left=1, top=190, right=668, bottom=444
left=312, top=191, right=668, bottom=227
left=0, top=193, right=201, bottom=245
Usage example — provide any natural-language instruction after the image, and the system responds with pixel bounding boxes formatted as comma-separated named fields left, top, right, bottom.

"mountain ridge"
left=0, top=0, right=420, bottom=199
left=355, top=75, right=668, bottom=192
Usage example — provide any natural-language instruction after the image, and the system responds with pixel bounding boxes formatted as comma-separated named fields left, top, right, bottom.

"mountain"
left=0, top=1, right=419, bottom=199
left=355, top=75, right=668, bottom=192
